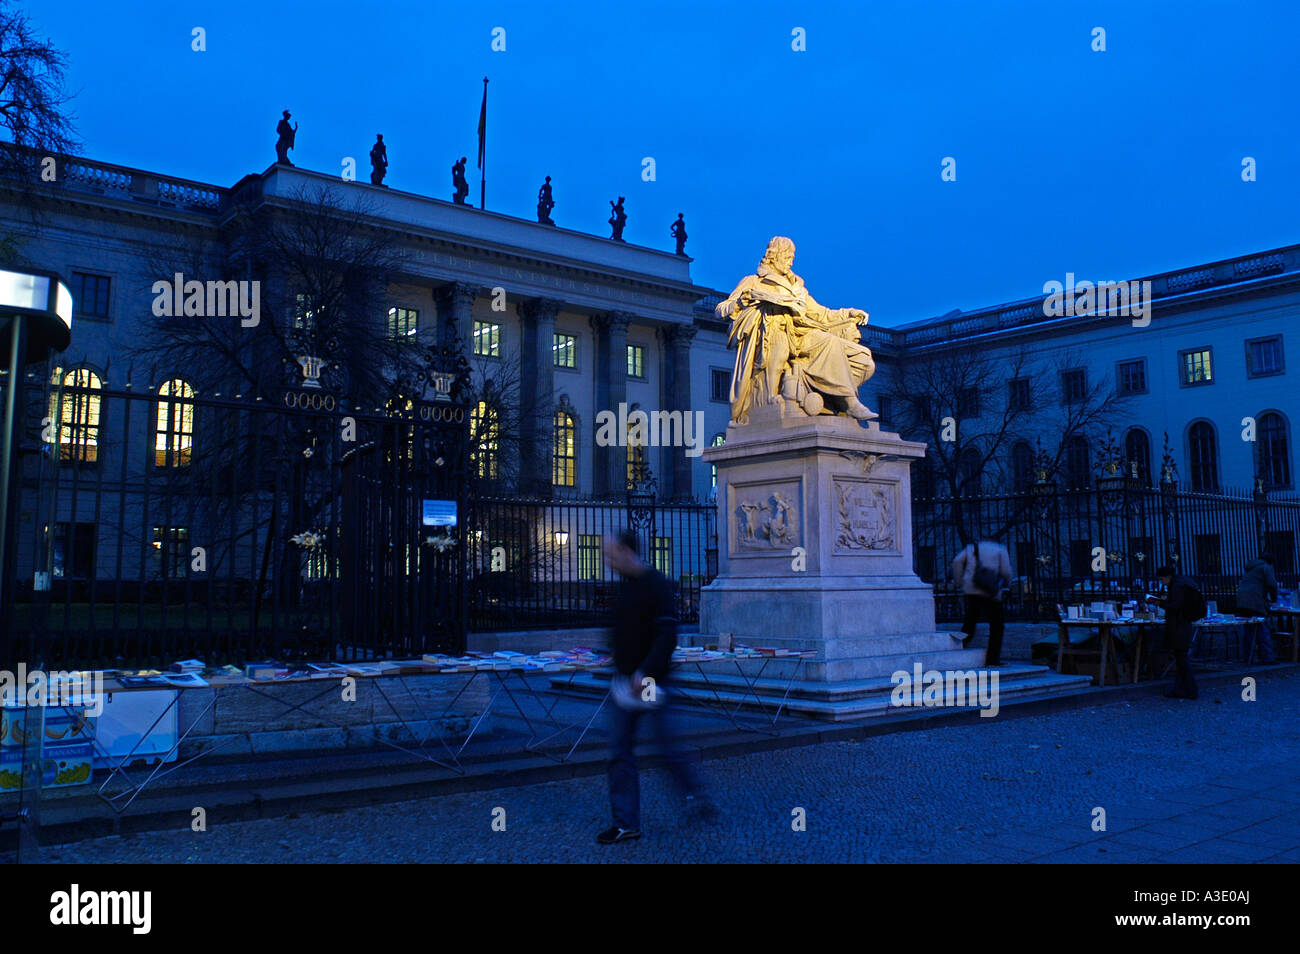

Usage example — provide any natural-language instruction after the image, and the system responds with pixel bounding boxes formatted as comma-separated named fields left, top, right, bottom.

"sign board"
left=422, top=499, right=458, bottom=527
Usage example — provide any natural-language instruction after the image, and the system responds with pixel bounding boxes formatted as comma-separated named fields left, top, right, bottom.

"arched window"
left=552, top=410, right=576, bottom=487
left=155, top=379, right=195, bottom=467
left=1257, top=412, right=1291, bottom=489
left=913, top=456, right=936, bottom=498
left=384, top=395, right=416, bottom=463
left=958, top=447, right=982, bottom=496
left=1064, top=435, right=1091, bottom=489
left=709, top=433, right=726, bottom=489
left=1188, top=421, right=1219, bottom=491
left=1124, top=428, right=1151, bottom=485
left=49, top=368, right=102, bottom=463
left=1011, top=441, right=1034, bottom=492
left=626, top=417, right=647, bottom=489
left=470, top=401, right=499, bottom=479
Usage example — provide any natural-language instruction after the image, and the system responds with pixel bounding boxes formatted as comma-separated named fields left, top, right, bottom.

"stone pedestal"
left=700, top=405, right=965, bottom=681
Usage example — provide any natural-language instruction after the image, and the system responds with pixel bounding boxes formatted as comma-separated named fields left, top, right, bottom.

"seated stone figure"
left=716, top=236, right=877, bottom=425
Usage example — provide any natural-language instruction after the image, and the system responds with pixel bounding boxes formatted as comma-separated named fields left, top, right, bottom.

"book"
left=170, top=659, right=206, bottom=673
left=162, top=672, right=208, bottom=688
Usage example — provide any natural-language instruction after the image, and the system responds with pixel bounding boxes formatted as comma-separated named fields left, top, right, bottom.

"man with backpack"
left=1147, top=564, right=1203, bottom=699
left=951, top=538, right=1014, bottom=666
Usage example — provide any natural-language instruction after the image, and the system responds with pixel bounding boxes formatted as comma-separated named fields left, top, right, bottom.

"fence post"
left=1252, top=477, right=1269, bottom=557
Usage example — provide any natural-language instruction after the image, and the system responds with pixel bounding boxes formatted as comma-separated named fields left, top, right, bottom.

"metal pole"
left=479, top=77, right=487, bottom=211
left=0, top=315, right=30, bottom=669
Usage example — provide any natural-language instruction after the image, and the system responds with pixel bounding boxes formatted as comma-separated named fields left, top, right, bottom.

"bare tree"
left=886, top=344, right=1128, bottom=543
left=0, top=0, right=80, bottom=256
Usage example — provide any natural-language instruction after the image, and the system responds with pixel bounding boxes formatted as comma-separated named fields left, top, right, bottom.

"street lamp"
left=0, top=268, right=73, bottom=653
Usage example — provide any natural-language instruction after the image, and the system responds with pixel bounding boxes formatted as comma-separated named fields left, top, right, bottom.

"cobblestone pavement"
left=33, top=669, right=1300, bottom=863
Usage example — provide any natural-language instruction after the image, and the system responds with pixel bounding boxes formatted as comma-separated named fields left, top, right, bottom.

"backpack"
left=1182, top=581, right=1208, bottom=622
left=971, top=542, right=1001, bottom=598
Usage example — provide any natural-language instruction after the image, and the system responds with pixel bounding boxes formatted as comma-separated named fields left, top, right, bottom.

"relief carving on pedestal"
left=733, top=486, right=801, bottom=553
left=833, top=479, right=896, bottom=552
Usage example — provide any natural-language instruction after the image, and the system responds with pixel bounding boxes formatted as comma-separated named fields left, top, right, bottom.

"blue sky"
left=35, top=0, right=1299, bottom=326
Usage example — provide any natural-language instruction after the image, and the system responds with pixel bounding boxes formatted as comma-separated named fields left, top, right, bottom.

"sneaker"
left=596, top=826, right=642, bottom=845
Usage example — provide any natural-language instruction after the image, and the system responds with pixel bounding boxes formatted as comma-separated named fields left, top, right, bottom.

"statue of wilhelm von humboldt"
left=717, top=236, right=878, bottom=425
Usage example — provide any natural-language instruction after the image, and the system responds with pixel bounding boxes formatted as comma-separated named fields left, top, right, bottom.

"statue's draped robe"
left=717, top=263, right=875, bottom=424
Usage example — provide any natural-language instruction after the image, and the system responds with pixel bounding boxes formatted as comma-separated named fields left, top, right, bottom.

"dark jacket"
left=1236, top=559, right=1277, bottom=615
left=609, top=568, right=677, bottom=681
left=1161, top=575, right=1202, bottom=650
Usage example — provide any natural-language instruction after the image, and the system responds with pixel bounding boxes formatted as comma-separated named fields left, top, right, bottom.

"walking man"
left=951, top=537, right=1013, bottom=666
left=598, top=530, right=713, bottom=844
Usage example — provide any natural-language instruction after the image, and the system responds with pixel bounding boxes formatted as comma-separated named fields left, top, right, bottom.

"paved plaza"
left=27, top=668, right=1299, bottom=864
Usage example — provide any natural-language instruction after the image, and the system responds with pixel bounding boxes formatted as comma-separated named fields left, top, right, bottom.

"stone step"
left=550, top=664, right=1095, bottom=721
left=684, top=631, right=968, bottom=658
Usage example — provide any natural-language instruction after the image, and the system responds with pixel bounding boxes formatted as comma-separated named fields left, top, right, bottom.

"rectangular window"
left=1264, top=530, right=1295, bottom=575
left=1179, top=348, right=1213, bottom=386
left=72, top=272, right=111, bottom=320
left=1061, top=369, right=1086, bottom=405
left=1193, top=533, right=1222, bottom=576
left=1008, top=378, right=1031, bottom=412
left=577, top=535, right=602, bottom=581
left=710, top=368, right=730, bottom=403
left=553, top=332, right=577, bottom=368
left=1116, top=358, right=1147, bottom=395
left=387, top=306, right=419, bottom=340
left=52, top=522, right=96, bottom=580
left=1246, top=335, right=1284, bottom=378
left=651, top=536, right=673, bottom=576
left=473, top=320, right=501, bottom=357
left=627, top=344, right=645, bottom=378
left=151, top=526, right=190, bottom=579
left=956, top=387, right=980, bottom=418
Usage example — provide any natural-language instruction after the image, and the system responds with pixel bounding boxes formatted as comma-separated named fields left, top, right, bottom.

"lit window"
left=553, top=333, right=577, bottom=368
left=552, top=411, right=576, bottom=487
left=294, top=294, right=318, bottom=332
left=651, top=536, right=673, bottom=576
left=155, top=379, right=195, bottom=467
left=627, top=344, right=645, bottom=378
left=473, top=321, right=501, bottom=357
left=470, top=400, right=500, bottom=479
left=387, top=306, right=419, bottom=340
left=49, top=368, right=102, bottom=463
left=1179, top=348, right=1213, bottom=386
left=578, top=535, right=602, bottom=581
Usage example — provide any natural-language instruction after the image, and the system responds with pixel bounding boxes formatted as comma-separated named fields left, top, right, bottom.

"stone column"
left=659, top=323, right=698, bottom=500
left=590, top=311, right=633, bottom=497
left=518, top=297, right=561, bottom=494
left=435, top=281, right=476, bottom=353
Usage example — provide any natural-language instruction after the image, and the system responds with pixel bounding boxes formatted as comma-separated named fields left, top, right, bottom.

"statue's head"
left=762, top=236, right=795, bottom=271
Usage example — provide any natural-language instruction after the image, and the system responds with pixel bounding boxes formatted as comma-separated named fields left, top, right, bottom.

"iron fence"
left=2, top=366, right=469, bottom=670
left=913, top=474, right=1300, bottom=621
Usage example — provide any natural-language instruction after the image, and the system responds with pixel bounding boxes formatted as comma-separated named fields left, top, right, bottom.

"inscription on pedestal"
left=832, top=478, right=898, bottom=553
left=729, top=480, right=802, bottom=555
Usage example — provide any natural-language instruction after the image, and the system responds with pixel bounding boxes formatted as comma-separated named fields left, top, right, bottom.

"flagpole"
left=479, top=77, right=488, bottom=210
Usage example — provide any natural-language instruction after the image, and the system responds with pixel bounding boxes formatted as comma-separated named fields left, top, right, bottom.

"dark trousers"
left=608, top=687, right=701, bottom=830
left=1171, top=649, right=1199, bottom=698
left=962, top=595, right=1005, bottom=665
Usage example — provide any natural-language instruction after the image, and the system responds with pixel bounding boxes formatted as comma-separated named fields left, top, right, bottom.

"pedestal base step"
left=550, top=664, right=1094, bottom=722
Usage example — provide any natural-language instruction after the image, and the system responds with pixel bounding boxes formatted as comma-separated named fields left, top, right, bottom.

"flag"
left=476, top=79, right=487, bottom=170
